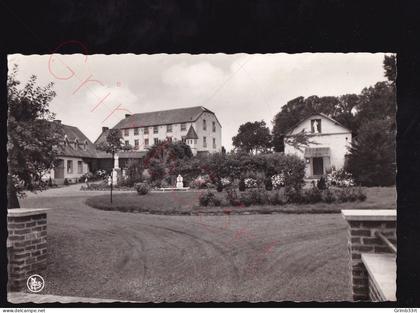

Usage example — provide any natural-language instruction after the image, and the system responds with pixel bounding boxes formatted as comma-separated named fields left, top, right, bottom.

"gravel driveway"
left=19, top=185, right=352, bottom=302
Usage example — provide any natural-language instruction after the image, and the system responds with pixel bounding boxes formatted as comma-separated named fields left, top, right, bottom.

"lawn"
left=85, top=186, right=396, bottom=215
left=19, top=193, right=353, bottom=302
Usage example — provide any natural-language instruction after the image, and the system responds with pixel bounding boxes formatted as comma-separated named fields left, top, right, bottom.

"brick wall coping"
left=342, top=209, right=396, bottom=221
left=361, top=253, right=396, bottom=301
left=8, top=208, right=49, bottom=217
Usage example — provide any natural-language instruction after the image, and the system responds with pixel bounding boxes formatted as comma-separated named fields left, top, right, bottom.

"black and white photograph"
left=5, top=52, right=397, bottom=304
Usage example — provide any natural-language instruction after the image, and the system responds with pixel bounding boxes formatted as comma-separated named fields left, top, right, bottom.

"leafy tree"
left=346, top=119, right=396, bottom=186
left=96, top=128, right=131, bottom=157
left=7, top=65, right=63, bottom=208
left=383, top=54, right=396, bottom=85
left=355, top=81, right=396, bottom=130
left=232, top=120, right=272, bottom=154
left=144, top=140, right=192, bottom=166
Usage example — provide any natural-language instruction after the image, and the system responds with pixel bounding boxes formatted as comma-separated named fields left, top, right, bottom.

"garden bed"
left=85, top=187, right=395, bottom=216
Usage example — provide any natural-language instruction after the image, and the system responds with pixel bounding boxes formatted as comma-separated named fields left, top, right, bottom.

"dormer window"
left=74, top=139, right=79, bottom=150
left=64, top=135, right=69, bottom=146
left=311, top=119, right=322, bottom=134
left=83, top=140, right=88, bottom=150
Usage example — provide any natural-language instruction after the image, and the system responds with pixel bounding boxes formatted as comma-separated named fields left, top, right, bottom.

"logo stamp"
left=27, top=274, right=45, bottom=293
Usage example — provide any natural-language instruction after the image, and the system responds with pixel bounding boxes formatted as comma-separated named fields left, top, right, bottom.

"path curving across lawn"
left=18, top=187, right=355, bottom=302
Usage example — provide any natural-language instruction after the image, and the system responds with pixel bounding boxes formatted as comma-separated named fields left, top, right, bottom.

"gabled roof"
left=185, top=125, right=199, bottom=139
left=54, top=123, right=99, bottom=158
left=113, top=106, right=215, bottom=129
left=285, top=112, right=350, bottom=135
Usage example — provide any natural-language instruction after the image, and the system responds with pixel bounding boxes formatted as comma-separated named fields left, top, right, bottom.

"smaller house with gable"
left=284, top=113, right=352, bottom=178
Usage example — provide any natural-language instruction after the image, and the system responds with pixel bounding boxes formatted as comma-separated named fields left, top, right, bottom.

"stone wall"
left=7, top=209, right=48, bottom=291
left=342, top=210, right=397, bottom=301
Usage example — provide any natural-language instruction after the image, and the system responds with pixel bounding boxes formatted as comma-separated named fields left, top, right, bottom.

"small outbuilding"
left=284, top=113, right=352, bottom=178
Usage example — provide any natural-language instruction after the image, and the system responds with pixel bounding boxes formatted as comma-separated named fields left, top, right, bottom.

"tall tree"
left=232, top=120, right=272, bottom=154
left=383, top=54, right=396, bottom=85
left=96, top=128, right=131, bottom=157
left=7, top=65, right=63, bottom=209
left=346, top=119, right=396, bottom=186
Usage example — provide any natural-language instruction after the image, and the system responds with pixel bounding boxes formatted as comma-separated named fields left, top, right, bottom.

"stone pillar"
left=7, top=209, right=48, bottom=291
left=114, top=153, right=119, bottom=169
left=342, top=210, right=396, bottom=301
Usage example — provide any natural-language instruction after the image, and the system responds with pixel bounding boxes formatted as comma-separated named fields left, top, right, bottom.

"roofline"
left=113, top=106, right=222, bottom=129
left=285, top=113, right=350, bottom=135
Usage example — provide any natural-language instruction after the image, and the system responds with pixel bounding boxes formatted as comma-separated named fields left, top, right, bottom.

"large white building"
left=284, top=113, right=352, bottom=178
left=105, top=106, right=222, bottom=156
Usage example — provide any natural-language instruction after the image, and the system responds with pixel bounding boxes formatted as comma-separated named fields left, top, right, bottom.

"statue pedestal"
left=112, top=168, right=119, bottom=185
left=176, top=182, right=183, bottom=189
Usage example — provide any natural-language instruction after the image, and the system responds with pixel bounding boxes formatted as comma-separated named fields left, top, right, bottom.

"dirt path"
left=19, top=193, right=352, bottom=302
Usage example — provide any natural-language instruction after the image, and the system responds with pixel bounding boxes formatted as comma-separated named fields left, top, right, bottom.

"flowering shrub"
left=190, top=175, right=212, bottom=189
left=95, top=169, right=108, bottom=180
left=220, top=177, right=231, bottom=187
left=271, top=173, right=285, bottom=189
left=327, top=168, right=355, bottom=187
left=244, top=178, right=258, bottom=188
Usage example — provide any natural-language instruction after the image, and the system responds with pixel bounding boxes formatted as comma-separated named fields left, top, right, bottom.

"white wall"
left=121, top=111, right=222, bottom=154
left=284, top=115, right=352, bottom=175
left=193, top=112, right=222, bottom=153
left=122, top=122, right=193, bottom=150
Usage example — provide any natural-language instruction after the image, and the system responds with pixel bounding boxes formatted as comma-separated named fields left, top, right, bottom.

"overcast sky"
left=8, top=53, right=388, bottom=151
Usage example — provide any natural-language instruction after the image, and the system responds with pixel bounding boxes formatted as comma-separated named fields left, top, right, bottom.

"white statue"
left=176, top=174, right=183, bottom=188
left=108, top=175, right=112, bottom=186
left=313, top=120, right=319, bottom=133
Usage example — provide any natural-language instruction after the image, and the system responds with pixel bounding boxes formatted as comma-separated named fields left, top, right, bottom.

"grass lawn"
left=19, top=193, right=353, bottom=301
left=85, top=186, right=396, bottom=215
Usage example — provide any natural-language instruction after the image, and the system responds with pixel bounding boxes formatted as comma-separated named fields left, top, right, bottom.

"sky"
left=8, top=53, right=388, bottom=151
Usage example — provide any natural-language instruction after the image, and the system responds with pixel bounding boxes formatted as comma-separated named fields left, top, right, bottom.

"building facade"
left=107, top=106, right=222, bottom=156
left=284, top=113, right=352, bottom=178
left=43, top=121, right=98, bottom=184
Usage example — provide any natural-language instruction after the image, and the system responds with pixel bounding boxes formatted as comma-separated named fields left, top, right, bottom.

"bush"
left=64, top=178, right=69, bottom=185
left=326, top=168, right=354, bottom=187
left=271, top=173, right=285, bottom=189
left=238, top=179, right=246, bottom=191
left=226, top=188, right=242, bottom=206
left=269, top=191, right=284, bottom=205
left=264, top=177, right=273, bottom=191
left=135, top=182, right=150, bottom=195
left=335, top=187, right=367, bottom=203
left=317, top=176, right=327, bottom=190
left=190, top=175, right=212, bottom=189
left=199, top=191, right=221, bottom=206
left=285, top=188, right=304, bottom=204
left=239, top=192, right=253, bottom=207
left=322, top=189, right=336, bottom=204
left=303, top=187, right=323, bottom=204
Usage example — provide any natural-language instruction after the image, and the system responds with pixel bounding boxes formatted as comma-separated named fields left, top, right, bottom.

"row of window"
left=126, top=136, right=217, bottom=149
left=124, top=121, right=217, bottom=136
left=66, top=160, right=83, bottom=174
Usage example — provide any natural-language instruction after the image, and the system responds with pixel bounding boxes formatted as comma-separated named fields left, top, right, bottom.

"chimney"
left=102, top=126, right=109, bottom=133
left=53, top=119, right=61, bottom=124
left=125, top=114, right=131, bottom=118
